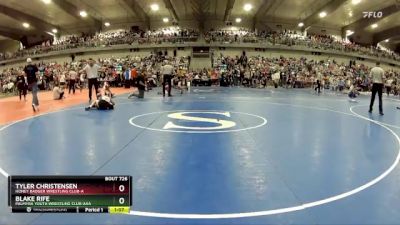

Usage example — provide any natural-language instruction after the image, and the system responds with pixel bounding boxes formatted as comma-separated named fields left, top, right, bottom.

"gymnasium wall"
left=151, top=21, right=199, bottom=30
left=191, top=57, right=212, bottom=69
left=203, top=20, right=254, bottom=31
left=0, top=40, right=20, bottom=54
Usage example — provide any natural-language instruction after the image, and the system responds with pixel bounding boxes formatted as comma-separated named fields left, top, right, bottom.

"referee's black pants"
left=88, top=78, right=99, bottom=101
left=162, top=74, right=172, bottom=96
left=369, top=83, right=383, bottom=113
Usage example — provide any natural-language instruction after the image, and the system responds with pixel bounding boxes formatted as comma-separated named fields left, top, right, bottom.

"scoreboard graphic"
left=8, top=176, right=132, bottom=213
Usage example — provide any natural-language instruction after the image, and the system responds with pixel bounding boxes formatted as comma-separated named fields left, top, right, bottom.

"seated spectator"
left=348, top=83, right=358, bottom=102
left=193, top=73, right=201, bottom=86
left=53, top=85, right=65, bottom=100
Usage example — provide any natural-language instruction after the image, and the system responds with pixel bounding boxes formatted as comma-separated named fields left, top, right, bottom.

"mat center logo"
left=163, top=111, right=236, bottom=131
left=129, top=110, right=267, bottom=133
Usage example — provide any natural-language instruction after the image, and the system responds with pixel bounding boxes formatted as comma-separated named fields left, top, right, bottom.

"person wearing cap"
left=24, top=58, right=40, bottom=111
left=369, top=61, right=385, bottom=115
left=161, top=60, right=174, bottom=97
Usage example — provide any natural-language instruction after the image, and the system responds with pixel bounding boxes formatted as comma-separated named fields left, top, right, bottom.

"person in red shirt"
left=130, top=65, right=138, bottom=87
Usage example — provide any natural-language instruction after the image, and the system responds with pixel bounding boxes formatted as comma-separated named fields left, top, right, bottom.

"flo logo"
left=363, top=11, right=383, bottom=18
left=129, top=110, right=267, bottom=133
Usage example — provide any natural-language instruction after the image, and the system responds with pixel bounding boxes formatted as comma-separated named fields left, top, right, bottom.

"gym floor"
left=1, top=87, right=400, bottom=225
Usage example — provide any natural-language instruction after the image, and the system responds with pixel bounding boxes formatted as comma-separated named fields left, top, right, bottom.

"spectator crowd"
left=0, top=53, right=191, bottom=96
left=2, top=52, right=399, bottom=99
left=0, top=28, right=199, bottom=61
left=208, top=53, right=400, bottom=96
left=205, top=29, right=400, bottom=61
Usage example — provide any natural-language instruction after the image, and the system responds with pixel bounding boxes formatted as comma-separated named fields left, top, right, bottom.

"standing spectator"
left=385, top=76, right=393, bottom=97
left=123, top=66, right=131, bottom=88
left=59, top=71, right=66, bottom=87
left=369, top=62, right=384, bottom=115
left=130, top=64, right=138, bottom=87
left=79, top=72, right=85, bottom=92
left=80, top=58, right=100, bottom=102
left=314, top=80, right=321, bottom=94
left=68, top=66, right=77, bottom=94
left=24, top=58, right=39, bottom=112
left=16, top=71, right=27, bottom=101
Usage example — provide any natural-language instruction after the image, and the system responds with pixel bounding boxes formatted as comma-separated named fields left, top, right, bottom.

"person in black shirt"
left=314, top=79, right=321, bottom=94
left=16, top=71, right=27, bottom=101
left=24, top=58, right=39, bottom=111
left=128, top=71, right=145, bottom=99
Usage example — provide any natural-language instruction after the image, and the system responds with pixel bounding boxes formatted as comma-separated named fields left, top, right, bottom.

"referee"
left=80, top=58, right=101, bottom=103
left=161, top=60, right=174, bottom=97
left=369, top=62, right=384, bottom=115
left=24, top=58, right=39, bottom=112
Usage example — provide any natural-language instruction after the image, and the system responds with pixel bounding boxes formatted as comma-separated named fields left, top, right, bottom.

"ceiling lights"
left=371, top=23, right=378, bottom=29
left=80, top=10, right=87, bottom=17
left=52, top=28, right=58, bottom=33
left=384, top=39, right=389, bottom=42
left=235, top=18, right=242, bottom=23
left=244, top=3, right=253, bottom=11
left=346, top=30, right=354, bottom=36
left=163, top=17, right=169, bottom=23
left=42, top=0, right=51, bottom=4
left=104, top=22, right=110, bottom=27
left=150, top=4, right=159, bottom=11
left=22, top=22, right=30, bottom=28
left=348, top=11, right=353, bottom=17
left=298, top=22, right=304, bottom=27
left=351, top=0, right=361, bottom=5
left=319, top=11, right=327, bottom=18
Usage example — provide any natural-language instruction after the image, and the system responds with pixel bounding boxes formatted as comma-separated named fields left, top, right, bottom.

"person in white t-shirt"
left=53, top=85, right=64, bottom=100
left=59, top=71, right=66, bottom=87
left=385, top=77, right=393, bottom=97
left=68, top=67, right=78, bottom=94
